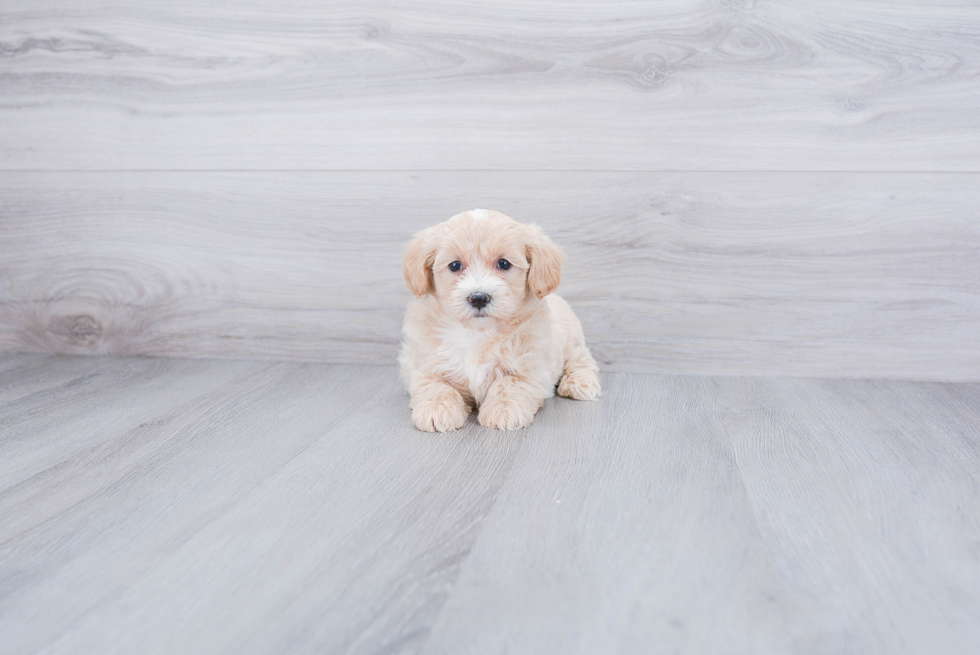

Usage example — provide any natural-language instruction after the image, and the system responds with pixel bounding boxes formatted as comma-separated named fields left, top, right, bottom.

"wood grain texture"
left=2, top=354, right=980, bottom=653
left=1, top=171, right=978, bottom=380
left=2, top=0, right=980, bottom=170
left=425, top=373, right=980, bottom=655
left=0, top=355, right=524, bottom=654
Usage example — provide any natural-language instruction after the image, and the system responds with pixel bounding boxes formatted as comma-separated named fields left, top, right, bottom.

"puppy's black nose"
left=468, top=292, right=491, bottom=309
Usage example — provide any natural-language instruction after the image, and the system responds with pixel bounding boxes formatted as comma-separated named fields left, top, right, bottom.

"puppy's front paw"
left=479, top=399, right=535, bottom=431
left=413, top=398, right=469, bottom=432
left=557, top=370, right=601, bottom=401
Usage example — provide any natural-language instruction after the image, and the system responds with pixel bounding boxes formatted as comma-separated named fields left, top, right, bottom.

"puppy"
left=399, top=209, right=600, bottom=432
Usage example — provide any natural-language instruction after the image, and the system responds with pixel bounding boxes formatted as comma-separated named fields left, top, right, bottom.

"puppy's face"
left=404, top=209, right=564, bottom=327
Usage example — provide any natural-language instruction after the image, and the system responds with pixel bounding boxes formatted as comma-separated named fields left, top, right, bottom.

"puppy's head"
left=404, top=209, right=564, bottom=326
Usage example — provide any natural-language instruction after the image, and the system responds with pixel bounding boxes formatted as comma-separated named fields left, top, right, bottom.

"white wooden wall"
left=2, top=1, right=979, bottom=379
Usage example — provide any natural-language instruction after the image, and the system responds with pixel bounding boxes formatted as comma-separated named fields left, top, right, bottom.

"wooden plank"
left=0, top=353, right=108, bottom=404
left=1, top=171, right=978, bottom=380
left=2, top=1, right=979, bottom=170
left=729, top=377, right=980, bottom=654
left=424, top=373, right=980, bottom=654
left=3, top=355, right=979, bottom=652
left=426, top=373, right=797, bottom=654
left=0, top=355, right=263, bottom=493
left=0, top=356, right=525, bottom=654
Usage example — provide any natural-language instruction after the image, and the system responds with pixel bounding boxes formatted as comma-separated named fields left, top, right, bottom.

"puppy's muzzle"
left=467, top=292, right=491, bottom=310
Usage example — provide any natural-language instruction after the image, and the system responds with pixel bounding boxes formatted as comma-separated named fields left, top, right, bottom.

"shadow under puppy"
left=400, top=209, right=601, bottom=432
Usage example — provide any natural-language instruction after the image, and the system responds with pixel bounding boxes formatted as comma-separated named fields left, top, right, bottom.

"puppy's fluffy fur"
left=400, top=209, right=600, bottom=432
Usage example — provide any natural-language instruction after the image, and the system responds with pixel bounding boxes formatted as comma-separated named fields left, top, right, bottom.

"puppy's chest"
left=435, top=327, right=501, bottom=402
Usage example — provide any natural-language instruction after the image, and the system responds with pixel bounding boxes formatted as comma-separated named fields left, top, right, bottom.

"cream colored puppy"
left=400, top=209, right=601, bottom=432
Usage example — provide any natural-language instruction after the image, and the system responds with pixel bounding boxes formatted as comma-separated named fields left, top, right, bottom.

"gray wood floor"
left=2, top=353, right=979, bottom=654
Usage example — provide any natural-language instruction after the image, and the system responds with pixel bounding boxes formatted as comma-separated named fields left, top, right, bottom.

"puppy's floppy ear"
left=523, top=223, right=564, bottom=298
left=404, top=226, right=437, bottom=297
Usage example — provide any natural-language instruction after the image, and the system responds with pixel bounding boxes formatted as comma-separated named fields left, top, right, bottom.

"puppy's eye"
left=497, top=259, right=511, bottom=271
left=448, top=261, right=462, bottom=272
